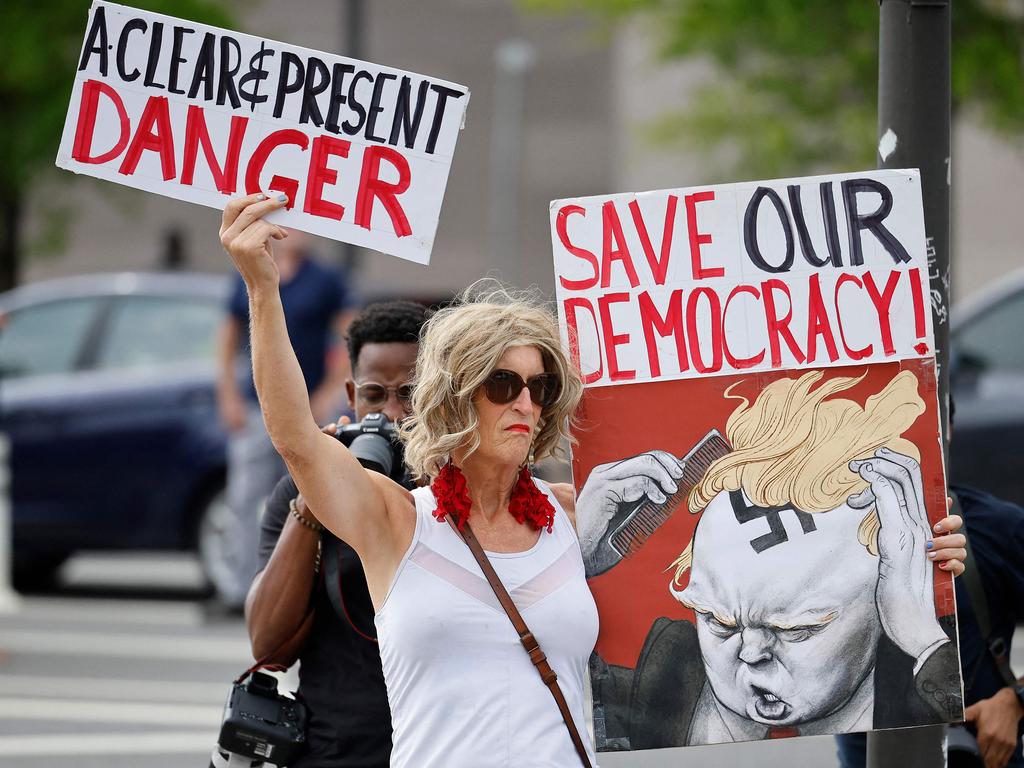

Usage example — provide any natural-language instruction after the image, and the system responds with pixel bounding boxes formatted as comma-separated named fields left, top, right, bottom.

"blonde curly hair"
left=669, top=369, right=926, bottom=586
left=399, top=280, right=583, bottom=481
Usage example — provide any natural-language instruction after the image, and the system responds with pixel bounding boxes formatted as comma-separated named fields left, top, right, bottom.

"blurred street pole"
left=488, top=40, right=535, bottom=279
left=340, top=0, right=365, bottom=278
left=0, top=433, right=22, bottom=613
left=871, top=1, right=950, bottom=766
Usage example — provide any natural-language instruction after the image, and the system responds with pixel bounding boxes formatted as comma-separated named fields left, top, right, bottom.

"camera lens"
left=348, top=433, right=395, bottom=477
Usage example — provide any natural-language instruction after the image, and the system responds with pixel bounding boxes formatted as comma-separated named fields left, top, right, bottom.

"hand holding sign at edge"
left=848, top=448, right=965, bottom=661
left=220, top=193, right=289, bottom=291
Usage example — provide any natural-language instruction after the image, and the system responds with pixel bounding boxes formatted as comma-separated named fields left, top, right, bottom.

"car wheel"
left=196, top=486, right=235, bottom=599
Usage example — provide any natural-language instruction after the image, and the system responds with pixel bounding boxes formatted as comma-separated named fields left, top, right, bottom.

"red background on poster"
left=573, top=359, right=952, bottom=669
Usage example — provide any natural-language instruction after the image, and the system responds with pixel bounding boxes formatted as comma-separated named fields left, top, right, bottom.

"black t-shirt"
left=259, top=476, right=392, bottom=768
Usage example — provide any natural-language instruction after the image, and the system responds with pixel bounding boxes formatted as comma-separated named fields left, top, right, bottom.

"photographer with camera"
left=244, top=300, right=427, bottom=768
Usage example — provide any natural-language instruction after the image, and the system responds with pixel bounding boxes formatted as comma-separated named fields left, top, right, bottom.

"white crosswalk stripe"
left=0, top=563, right=247, bottom=765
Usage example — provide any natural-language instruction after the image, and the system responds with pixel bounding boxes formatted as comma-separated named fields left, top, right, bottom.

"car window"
left=95, top=295, right=221, bottom=371
left=0, top=298, right=100, bottom=378
left=956, top=290, right=1024, bottom=372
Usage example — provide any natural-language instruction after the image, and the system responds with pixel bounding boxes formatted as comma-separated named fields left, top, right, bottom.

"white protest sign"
left=549, top=169, right=933, bottom=387
left=56, top=1, right=471, bottom=264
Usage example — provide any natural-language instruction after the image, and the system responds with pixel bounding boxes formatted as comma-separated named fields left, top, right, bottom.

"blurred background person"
left=245, top=300, right=426, bottom=768
left=215, top=227, right=356, bottom=613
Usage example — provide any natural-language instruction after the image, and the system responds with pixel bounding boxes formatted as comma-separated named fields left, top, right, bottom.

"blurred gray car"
left=0, top=272, right=234, bottom=589
left=950, top=268, right=1024, bottom=506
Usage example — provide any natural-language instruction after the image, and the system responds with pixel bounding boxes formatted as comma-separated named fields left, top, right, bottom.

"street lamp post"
left=872, top=1, right=952, bottom=765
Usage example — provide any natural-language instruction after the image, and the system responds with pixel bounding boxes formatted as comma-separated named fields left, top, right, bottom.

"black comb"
left=586, top=430, right=731, bottom=576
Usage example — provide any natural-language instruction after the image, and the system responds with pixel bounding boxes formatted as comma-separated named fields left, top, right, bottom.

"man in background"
left=245, top=300, right=426, bottom=767
left=215, top=228, right=354, bottom=612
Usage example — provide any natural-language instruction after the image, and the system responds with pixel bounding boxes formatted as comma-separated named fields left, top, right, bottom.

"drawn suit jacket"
left=591, top=617, right=962, bottom=750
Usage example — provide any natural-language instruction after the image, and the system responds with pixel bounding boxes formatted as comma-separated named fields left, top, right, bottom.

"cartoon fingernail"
left=863, top=463, right=872, bottom=472
left=880, top=447, right=891, bottom=454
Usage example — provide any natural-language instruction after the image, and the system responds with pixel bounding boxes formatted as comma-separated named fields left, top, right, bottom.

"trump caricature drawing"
left=574, top=366, right=962, bottom=750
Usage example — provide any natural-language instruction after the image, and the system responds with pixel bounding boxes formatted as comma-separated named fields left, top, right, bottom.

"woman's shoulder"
left=539, top=480, right=576, bottom=526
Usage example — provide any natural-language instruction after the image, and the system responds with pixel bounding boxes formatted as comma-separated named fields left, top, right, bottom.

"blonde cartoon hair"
left=399, top=280, right=583, bottom=481
left=670, top=369, right=925, bottom=586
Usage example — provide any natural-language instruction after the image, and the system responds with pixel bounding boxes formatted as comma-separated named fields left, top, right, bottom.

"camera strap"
left=445, top=515, right=594, bottom=768
left=323, top=535, right=379, bottom=643
left=954, top=492, right=1017, bottom=690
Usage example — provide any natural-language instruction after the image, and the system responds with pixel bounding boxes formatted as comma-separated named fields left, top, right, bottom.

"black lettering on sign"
left=239, top=41, right=275, bottom=113
left=116, top=18, right=147, bottom=83
left=743, top=186, right=795, bottom=274
left=729, top=490, right=817, bottom=553
left=841, top=178, right=912, bottom=266
left=79, top=5, right=109, bottom=76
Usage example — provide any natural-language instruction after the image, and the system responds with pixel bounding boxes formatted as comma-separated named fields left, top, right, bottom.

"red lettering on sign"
left=598, top=292, right=636, bottom=381
left=119, top=95, right=176, bottom=180
left=686, top=287, right=724, bottom=373
left=563, top=298, right=603, bottom=384
left=805, top=273, right=840, bottom=364
left=863, top=270, right=901, bottom=356
left=628, top=195, right=678, bottom=286
left=355, top=145, right=412, bottom=237
left=722, top=284, right=765, bottom=370
left=685, top=191, right=723, bottom=280
left=244, top=129, right=310, bottom=210
left=833, top=274, right=873, bottom=360
left=181, top=106, right=248, bottom=193
left=303, top=135, right=351, bottom=221
left=556, top=206, right=599, bottom=291
left=637, top=290, right=688, bottom=378
left=762, top=279, right=806, bottom=367
left=71, top=80, right=130, bottom=165
left=601, top=202, right=640, bottom=289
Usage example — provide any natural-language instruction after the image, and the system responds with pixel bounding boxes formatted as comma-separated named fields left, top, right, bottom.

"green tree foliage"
left=529, top=0, right=1024, bottom=180
left=0, top=0, right=232, bottom=289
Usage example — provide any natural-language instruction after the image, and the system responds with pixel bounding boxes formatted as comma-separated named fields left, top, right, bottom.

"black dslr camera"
left=211, top=671, right=307, bottom=767
left=335, top=412, right=405, bottom=482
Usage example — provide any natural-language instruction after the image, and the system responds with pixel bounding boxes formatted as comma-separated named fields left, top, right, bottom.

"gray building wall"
left=25, top=0, right=615, bottom=300
left=22, top=3, right=1021, bottom=303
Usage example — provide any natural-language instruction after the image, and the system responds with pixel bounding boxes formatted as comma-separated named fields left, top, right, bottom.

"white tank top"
left=375, top=481, right=600, bottom=768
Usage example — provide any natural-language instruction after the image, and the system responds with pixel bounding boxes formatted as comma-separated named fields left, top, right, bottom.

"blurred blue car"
left=950, top=268, right=1024, bottom=507
left=0, top=272, right=232, bottom=588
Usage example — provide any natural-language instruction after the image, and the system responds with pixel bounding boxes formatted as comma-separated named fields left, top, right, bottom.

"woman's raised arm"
left=219, top=194, right=399, bottom=565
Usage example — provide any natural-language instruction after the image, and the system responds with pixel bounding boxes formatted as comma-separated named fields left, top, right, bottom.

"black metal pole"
left=870, top=1, right=951, bottom=765
left=340, top=0, right=365, bottom=277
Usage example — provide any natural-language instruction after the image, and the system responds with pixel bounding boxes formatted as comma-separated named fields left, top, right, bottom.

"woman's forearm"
left=248, top=285, right=321, bottom=460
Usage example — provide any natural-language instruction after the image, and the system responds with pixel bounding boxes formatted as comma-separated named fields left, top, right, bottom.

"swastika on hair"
left=729, top=490, right=817, bottom=553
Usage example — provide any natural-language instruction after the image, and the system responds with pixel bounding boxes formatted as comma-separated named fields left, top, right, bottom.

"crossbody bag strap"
left=953, top=492, right=1017, bottom=689
left=445, top=516, right=594, bottom=768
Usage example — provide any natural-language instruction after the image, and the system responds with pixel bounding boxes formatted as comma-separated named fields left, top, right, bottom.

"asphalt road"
left=1, top=553, right=1020, bottom=767
left=0, top=553, right=248, bottom=768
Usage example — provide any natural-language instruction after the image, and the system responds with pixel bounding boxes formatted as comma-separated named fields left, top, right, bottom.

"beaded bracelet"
left=289, top=497, right=324, bottom=532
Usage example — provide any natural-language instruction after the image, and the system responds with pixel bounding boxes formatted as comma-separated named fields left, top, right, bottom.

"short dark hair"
left=346, top=300, right=429, bottom=371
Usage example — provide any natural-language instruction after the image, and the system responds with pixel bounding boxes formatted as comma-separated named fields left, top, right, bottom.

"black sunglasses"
left=355, top=382, right=414, bottom=408
left=483, top=369, right=561, bottom=408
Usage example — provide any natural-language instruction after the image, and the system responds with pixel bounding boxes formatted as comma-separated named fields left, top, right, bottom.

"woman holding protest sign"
left=219, top=192, right=966, bottom=767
